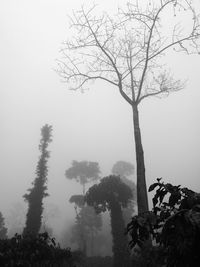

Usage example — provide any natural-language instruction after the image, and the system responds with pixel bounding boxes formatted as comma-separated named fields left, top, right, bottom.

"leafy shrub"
left=127, top=178, right=200, bottom=267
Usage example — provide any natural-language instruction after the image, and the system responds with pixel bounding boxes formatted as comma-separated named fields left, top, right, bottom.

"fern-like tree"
left=57, top=0, right=200, bottom=214
left=86, top=175, right=132, bottom=267
left=23, top=124, right=52, bottom=236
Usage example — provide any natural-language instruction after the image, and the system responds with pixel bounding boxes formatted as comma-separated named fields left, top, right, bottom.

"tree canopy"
left=86, top=175, right=133, bottom=213
left=65, top=160, right=101, bottom=194
left=112, top=161, right=134, bottom=178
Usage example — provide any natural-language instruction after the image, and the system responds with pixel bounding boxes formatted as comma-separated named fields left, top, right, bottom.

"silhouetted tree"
left=86, top=175, right=132, bottom=267
left=23, top=124, right=52, bottom=236
left=0, top=212, right=7, bottom=239
left=57, top=1, right=200, bottom=214
left=65, top=160, right=100, bottom=194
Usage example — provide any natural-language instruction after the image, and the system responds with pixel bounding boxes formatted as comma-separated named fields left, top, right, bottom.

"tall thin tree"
left=57, top=0, right=200, bottom=214
left=23, top=124, right=52, bottom=236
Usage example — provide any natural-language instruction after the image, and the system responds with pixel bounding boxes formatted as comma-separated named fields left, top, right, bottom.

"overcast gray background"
left=0, top=0, right=200, bottom=241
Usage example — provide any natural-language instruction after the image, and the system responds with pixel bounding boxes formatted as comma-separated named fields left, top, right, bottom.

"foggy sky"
left=0, top=0, right=200, bottom=241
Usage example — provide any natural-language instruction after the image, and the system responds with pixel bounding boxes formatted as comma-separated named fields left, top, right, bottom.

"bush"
left=0, top=232, right=72, bottom=266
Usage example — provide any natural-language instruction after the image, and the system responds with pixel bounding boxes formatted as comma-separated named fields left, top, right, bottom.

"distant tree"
left=57, top=1, right=200, bottom=214
left=7, top=202, right=26, bottom=237
left=112, top=161, right=136, bottom=224
left=23, top=124, right=53, bottom=236
left=112, top=161, right=134, bottom=179
left=69, top=194, right=102, bottom=256
left=86, top=175, right=132, bottom=267
left=69, top=194, right=85, bottom=247
left=66, top=161, right=101, bottom=255
left=41, top=203, right=60, bottom=236
left=65, top=160, right=100, bottom=194
left=127, top=178, right=200, bottom=267
left=0, top=212, right=7, bottom=239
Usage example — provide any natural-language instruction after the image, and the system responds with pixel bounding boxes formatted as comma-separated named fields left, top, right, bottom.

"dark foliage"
left=86, top=175, right=132, bottom=267
left=0, top=232, right=73, bottom=266
left=23, top=124, right=52, bottom=236
left=127, top=178, right=200, bottom=267
left=0, top=212, right=7, bottom=240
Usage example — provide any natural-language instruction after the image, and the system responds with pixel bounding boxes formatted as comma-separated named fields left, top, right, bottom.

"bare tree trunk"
left=132, top=104, right=149, bottom=214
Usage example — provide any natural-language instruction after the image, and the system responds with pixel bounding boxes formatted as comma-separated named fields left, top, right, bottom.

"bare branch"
left=57, top=0, right=200, bottom=106
left=138, top=71, right=185, bottom=103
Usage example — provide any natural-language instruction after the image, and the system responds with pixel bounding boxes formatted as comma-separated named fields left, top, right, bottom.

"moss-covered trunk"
left=23, top=125, right=52, bottom=236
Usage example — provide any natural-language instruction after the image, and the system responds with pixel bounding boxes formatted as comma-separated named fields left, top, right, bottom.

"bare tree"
left=57, top=0, right=200, bottom=214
